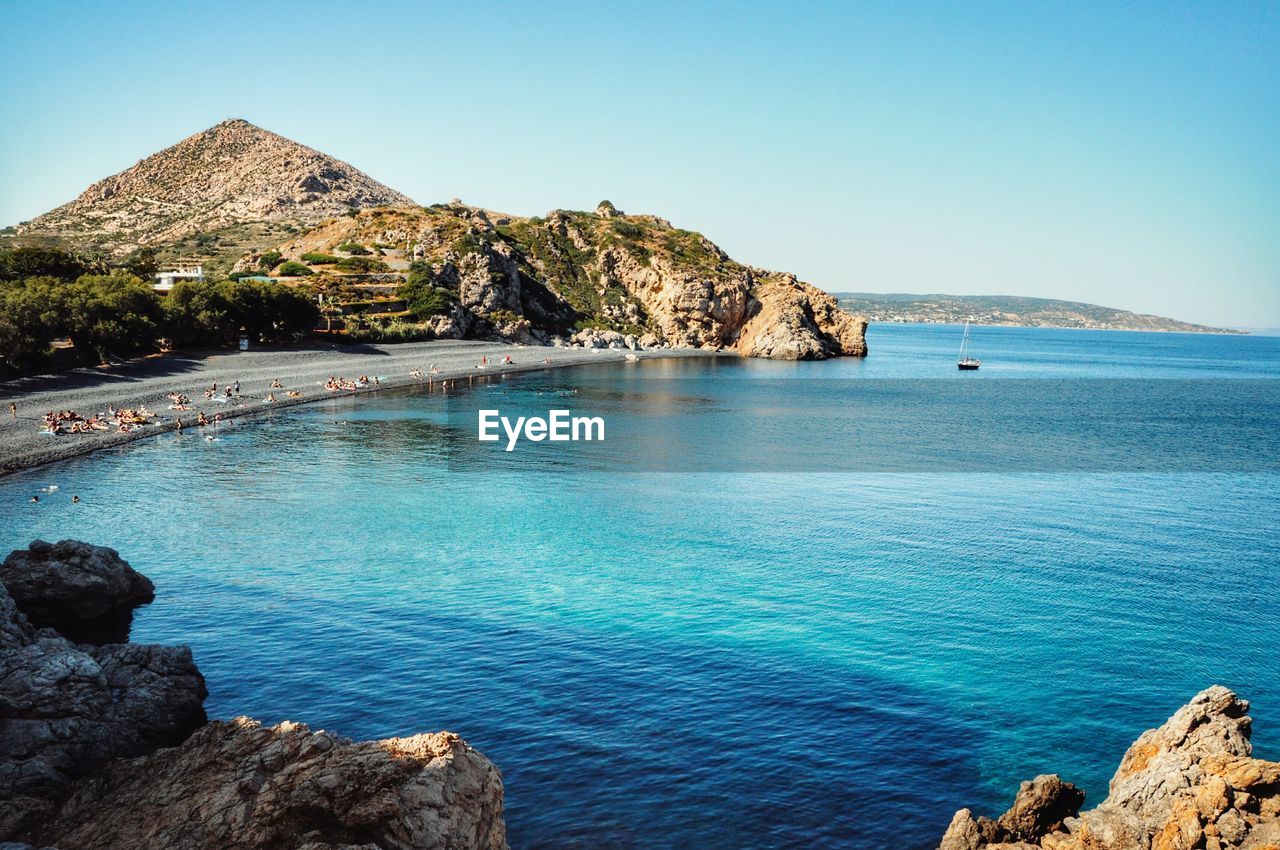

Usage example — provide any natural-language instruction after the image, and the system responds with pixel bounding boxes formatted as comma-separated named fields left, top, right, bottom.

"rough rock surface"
left=266, top=201, right=870, bottom=360
left=0, top=543, right=207, bottom=832
left=938, top=686, right=1280, bottom=850
left=21, top=717, right=508, bottom=850
left=1, top=540, right=154, bottom=638
left=735, top=274, right=869, bottom=360
left=17, top=119, right=412, bottom=248
left=0, top=540, right=509, bottom=850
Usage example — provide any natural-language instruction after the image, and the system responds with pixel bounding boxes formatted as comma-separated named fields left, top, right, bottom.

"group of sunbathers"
left=41, top=405, right=155, bottom=435
left=325, top=375, right=378, bottom=391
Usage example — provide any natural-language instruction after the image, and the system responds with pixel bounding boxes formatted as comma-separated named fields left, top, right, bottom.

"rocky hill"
left=7, top=120, right=866, bottom=359
left=837, top=292, right=1241, bottom=334
left=251, top=200, right=867, bottom=359
left=938, top=686, right=1280, bottom=850
left=15, top=119, right=413, bottom=252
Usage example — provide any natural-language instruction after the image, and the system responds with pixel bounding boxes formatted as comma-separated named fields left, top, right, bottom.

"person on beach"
left=233, top=381, right=240, bottom=395
left=271, top=379, right=282, bottom=389
left=197, top=412, right=208, bottom=426
left=175, top=418, right=183, bottom=432
left=266, top=393, right=277, bottom=402
left=9, top=402, right=15, bottom=421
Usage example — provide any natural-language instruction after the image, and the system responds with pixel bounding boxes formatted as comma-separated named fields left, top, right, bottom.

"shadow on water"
left=190, top=584, right=989, bottom=850
left=491, top=637, right=984, bottom=850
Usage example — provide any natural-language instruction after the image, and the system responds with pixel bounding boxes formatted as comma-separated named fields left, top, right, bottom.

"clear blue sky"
left=2, top=1, right=1276, bottom=327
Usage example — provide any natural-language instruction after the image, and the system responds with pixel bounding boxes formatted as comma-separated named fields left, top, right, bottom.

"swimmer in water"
left=72, top=495, right=80, bottom=504
left=30, top=495, right=39, bottom=503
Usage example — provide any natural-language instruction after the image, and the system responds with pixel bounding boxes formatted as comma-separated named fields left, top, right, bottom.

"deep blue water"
left=2, top=324, right=1278, bottom=849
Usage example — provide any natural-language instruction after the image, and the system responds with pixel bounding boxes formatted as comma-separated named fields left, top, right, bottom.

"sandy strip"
left=0, top=340, right=714, bottom=476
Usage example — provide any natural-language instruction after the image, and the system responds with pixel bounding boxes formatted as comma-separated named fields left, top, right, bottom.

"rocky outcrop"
left=1, top=540, right=154, bottom=641
left=23, top=718, right=507, bottom=850
left=0, top=541, right=508, bottom=850
left=0, top=541, right=207, bottom=833
left=17, top=119, right=412, bottom=249
left=938, top=686, right=1280, bottom=850
left=735, top=274, right=869, bottom=360
left=268, top=202, right=870, bottom=360
left=940, top=776, right=1086, bottom=850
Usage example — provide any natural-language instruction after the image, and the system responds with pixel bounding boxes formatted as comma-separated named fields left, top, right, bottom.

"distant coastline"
left=836, top=292, right=1244, bottom=334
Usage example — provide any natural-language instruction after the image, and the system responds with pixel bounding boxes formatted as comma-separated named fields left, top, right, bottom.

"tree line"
left=0, top=247, right=318, bottom=375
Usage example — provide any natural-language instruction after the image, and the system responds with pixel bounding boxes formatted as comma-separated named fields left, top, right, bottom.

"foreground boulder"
left=0, top=541, right=206, bottom=824
left=20, top=717, right=508, bottom=850
left=0, top=540, right=508, bottom=850
left=1, top=540, right=155, bottom=642
left=938, top=686, right=1280, bottom=850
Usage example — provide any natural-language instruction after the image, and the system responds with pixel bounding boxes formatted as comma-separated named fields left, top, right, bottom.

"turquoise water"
left=2, top=324, right=1278, bottom=849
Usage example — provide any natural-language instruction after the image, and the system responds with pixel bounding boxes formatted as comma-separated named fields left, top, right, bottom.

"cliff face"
left=17, top=119, right=412, bottom=250
left=938, top=686, right=1280, bottom=850
left=0, top=540, right=507, bottom=850
left=259, top=200, right=868, bottom=360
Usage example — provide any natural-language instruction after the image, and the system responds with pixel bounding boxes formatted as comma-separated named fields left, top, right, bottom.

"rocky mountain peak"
left=16, top=120, right=415, bottom=251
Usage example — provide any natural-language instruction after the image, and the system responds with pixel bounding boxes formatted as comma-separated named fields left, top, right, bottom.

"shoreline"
left=0, top=340, right=717, bottom=477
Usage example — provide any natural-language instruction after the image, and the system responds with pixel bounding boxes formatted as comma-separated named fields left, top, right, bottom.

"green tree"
left=120, top=246, right=160, bottom=280
left=0, top=247, right=106, bottom=282
left=165, top=279, right=318, bottom=344
left=58, top=273, right=164, bottom=363
left=0, top=277, right=64, bottom=372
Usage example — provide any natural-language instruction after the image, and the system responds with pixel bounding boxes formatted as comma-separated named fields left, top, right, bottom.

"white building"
left=153, top=259, right=205, bottom=292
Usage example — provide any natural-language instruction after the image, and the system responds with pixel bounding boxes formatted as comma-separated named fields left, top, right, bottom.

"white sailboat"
left=957, top=320, right=981, bottom=370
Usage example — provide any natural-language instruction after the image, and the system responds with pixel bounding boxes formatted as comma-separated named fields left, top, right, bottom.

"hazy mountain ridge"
left=14, top=119, right=413, bottom=252
left=837, top=292, right=1241, bottom=334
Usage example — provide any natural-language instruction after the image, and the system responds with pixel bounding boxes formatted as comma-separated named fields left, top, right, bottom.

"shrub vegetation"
left=276, top=261, right=313, bottom=277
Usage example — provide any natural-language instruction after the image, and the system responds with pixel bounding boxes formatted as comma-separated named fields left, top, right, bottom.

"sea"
left=2, top=323, right=1278, bottom=849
